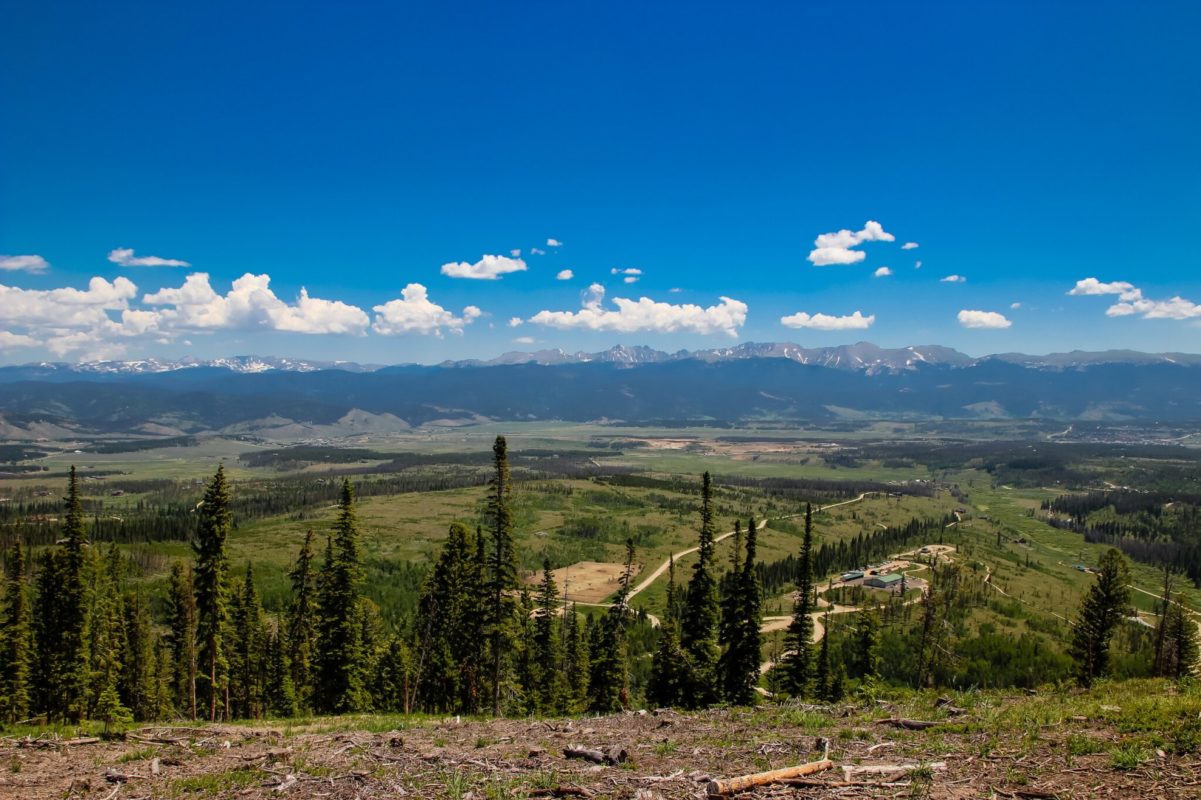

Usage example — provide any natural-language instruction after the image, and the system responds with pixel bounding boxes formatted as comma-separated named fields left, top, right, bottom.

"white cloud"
left=780, top=310, right=875, bottom=330
left=510, top=248, right=522, bottom=257
left=530, top=247, right=546, bottom=256
left=874, top=266, right=893, bottom=277
left=556, top=269, right=574, bottom=281
left=514, top=336, right=536, bottom=345
left=0, top=331, right=39, bottom=349
left=529, top=284, right=747, bottom=337
left=623, top=276, right=639, bottom=284
left=0, top=254, right=50, bottom=273
left=508, top=317, right=523, bottom=327
left=371, top=283, right=481, bottom=336
left=1010, top=302, right=1022, bottom=309
left=668, top=287, right=683, bottom=293
left=915, top=260, right=922, bottom=269
left=808, top=220, right=895, bottom=266
left=143, top=273, right=368, bottom=334
left=0, top=276, right=139, bottom=329
left=1067, top=277, right=1141, bottom=301
left=440, top=254, right=527, bottom=280
left=1068, top=277, right=1201, bottom=321
left=941, top=274, right=965, bottom=283
left=610, top=268, right=642, bottom=276
left=957, top=309, right=1012, bottom=329
left=901, top=242, right=919, bottom=250
left=546, top=238, right=562, bottom=247
left=108, top=247, right=191, bottom=268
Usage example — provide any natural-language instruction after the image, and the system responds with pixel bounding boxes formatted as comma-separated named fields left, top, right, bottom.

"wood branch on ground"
left=563, top=745, right=628, bottom=766
left=528, top=786, right=595, bottom=798
left=841, top=761, right=946, bottom=780
left=706, top=757, right=835, bottom=796
left=873, top=718, right=945, bottom=730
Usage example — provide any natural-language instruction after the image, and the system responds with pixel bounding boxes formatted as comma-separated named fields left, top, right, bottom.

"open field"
left=4, top=681, right=1199, bottom=799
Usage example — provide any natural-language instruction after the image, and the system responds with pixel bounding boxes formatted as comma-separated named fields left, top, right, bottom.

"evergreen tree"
left=1070, top=549, right=1131, bottom=687
left=32, top=549, right=67, bottom=718
left=722, top=516, right=762, bottom=705
left=87, top=544, right=129, bottom=724
left=647, top=556, right=686, bottom=708
left=313, top=479, right=368, bottom=713
left=120, top=589, right=158, bottom=720
left=265, top=626, right=297, bottom=717
left=286, top=531, right=318, bottom=711
left=562, top=602, right=590, bottom=712
left=59, top=467, right=91, bottom=722
left=194, top=464, right=231, bottom=721
left=532, top=559, right=567, bottom=714
left=782, top=504, right=816, bottom=697
left=849, top=607, right=880, bottom=682
left=230, top=564, right=266, bottom=718
left=413, top=523, right=476, bottom=712
left=814, top=610, right=832, bottom=701
left=1156, top=593, right=1200, bottom=680
left=166, top=562, right=198, bottom=719
left=679, top=472, right=719, bottom=708
left=0, top=542, right=32, bottom=723
left=485, top=436, right=519, bottom=715
left=589, top=539, right=635, bottom=713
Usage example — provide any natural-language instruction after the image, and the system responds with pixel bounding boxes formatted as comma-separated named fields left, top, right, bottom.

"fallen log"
left=706, top=758, right=835, bottom=796
left=841, top=761, right=946, bottom=780
left=528, top=787, right=595, bottom=798
left=563, top=745, right=628, bottom=766
left=873, top=718, right=944, bottom=730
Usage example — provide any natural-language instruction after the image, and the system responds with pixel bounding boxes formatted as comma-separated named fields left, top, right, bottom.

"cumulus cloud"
left=0, top=254, right=50, bottom=273
left=143, top=273, right=368, bottom=334
left=0, top=331, right=39, bottom=349
left=874, top=266, right=892, bottom=277
left=508, top=317, right=523, bottom=327
left=958, top=309, right=1012, bottom=329
left=556, top=269, right=574, bottom=281
left=807, top=220, right=895, bottom=266
left=610, top=268, right=642, bottom=276
left=915, top=260, right=922, bottom=269
left=780, top=310, right=875, bottom=330
left=546, top=238, right=562, bottom=247
left=941, top=274, right=965, bottom=283
left=530, top=247, right=546, bottom=256
left=623, top=276, right=639, bottom=284
left=108, top=247, right=191, bottom=268
left=514, top=336, right=536, bottom=344
left=0, top=275, right=152, bottom=357
left=510, top=248, right=522, bottom=257
left=1068, top=277, right=1201, bottom=321
left=372, top=283, right=481, bottom=336
left=1010, top=302, right=1022, bottom=309
left=529, top=284, right=747, bottom=337
left=901, top=242, right=919, bottom=250
left=440, top=254, right=527, bottom=280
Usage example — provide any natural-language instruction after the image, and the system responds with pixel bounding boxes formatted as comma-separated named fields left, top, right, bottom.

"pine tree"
left=230, top=565, right=266, bottom=719
left=120, top=589, right=158, bottom=720
left=562, top=602, right=590, bottom=712
left=723, top=516, right=762, bottom=705
left=166, top=562, right=198, bottom=719
left=647, top=556, right=686, bottom=708
left=1070, top=549, right=1131, bottom=687
left=849, top=608, right=880, bottom=682
left=313, top=479, right=368, bottom=713
left=485, top=436, right=518, bottom=715
left=87, top=544, right=129, bottom=724
left=195, top=464, right=231, bottom=721
left=814, top=610, right=832, bottom=701
left=782, top=504, right=816, bottom=697
left=413, top=523, right=476, bottom=712
left=286, top=531, right=318, bottom=711
left=589, top=539, right=636, bottom=713
left=264, top=626, right=297, bottom=717
left=32, top=549, right=67, bottom=718
left=59, top=466, right=91, bottom=722
left=679, top=472, right=719, bottom=708
left=532, top=559, right=567, bottom=714
left=0, top=542, right=32, bottom=723
left=1156, top=593, right=1200, bottom=680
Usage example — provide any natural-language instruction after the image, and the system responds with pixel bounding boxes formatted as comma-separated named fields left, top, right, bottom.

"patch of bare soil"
left=1, top=703, right=1197, bottom=799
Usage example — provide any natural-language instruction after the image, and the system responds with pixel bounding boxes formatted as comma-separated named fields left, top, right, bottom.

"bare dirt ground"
left=523, top=562, right=640, bottom=605
left=4, top=694, right=1198, bottom=800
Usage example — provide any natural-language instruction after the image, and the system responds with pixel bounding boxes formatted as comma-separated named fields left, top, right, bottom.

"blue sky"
left=2, top=1, right=1199, bottom=363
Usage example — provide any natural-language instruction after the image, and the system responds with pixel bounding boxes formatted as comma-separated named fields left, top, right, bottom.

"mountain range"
left=2, top=342, right=1200, bottom=437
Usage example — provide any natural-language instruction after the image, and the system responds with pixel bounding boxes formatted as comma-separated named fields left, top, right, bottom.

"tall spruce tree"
left=230, top=565, right=266, bottom=719
left=313, top=479, right=368, bottom=713
left=166, top=562, right=198, bottom=719
left=722, top=516, right=762, bottom=705
left=589, top=539, right=636, bottom=713
left=782, top=504, right=816, bottom=697
left=647, top=556, right=686, bottom=708
left=717, top=520, right=743, bottom=699
left=679, top=472, right=719, bottom=708
left=532, top=559, right=567, bottom=714
left=1070, top=548, right=1131, bottom=687
left=414, top=523, right=476, bottom=712
left=849, top=607, right=880, bottom=682
left=0, top=542, right=32, bottom=723
left=87, top=544, right=130, bottom=723
left=120, top=589, right=158, bottom=720
left=562, top=601, right=590, bottom=712
left=265, top=626, right=298, bottom=717
left=194, top=464, right=231, bottom=721
left=58, top=466, right=91, bottom=722
left=286, top=531, right=318, bottom=711
left=485, top=436, right=518, bottom=715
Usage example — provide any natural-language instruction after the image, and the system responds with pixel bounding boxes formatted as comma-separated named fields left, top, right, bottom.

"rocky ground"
left=2, top=686, right=1199, bottom=799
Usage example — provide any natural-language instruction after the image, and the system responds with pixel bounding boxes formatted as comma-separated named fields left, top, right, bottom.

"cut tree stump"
left=706, top=758, right=835, bottom=796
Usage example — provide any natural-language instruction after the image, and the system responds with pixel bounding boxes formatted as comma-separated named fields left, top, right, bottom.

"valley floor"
left=4, top=681, right=1199, bottom=799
